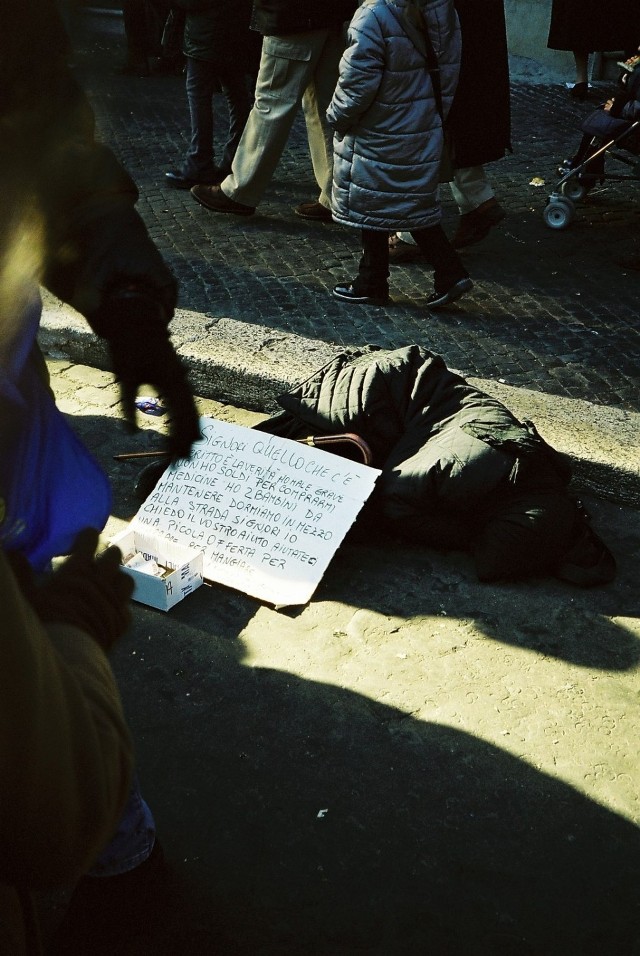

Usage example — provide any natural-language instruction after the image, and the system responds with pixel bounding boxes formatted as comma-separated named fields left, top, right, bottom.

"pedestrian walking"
left=190, top=0, right=357, bottom=220
left=389, top=0, right=510, bottom=264
left=165, top=0, right=260, bottom=190
left=329, top=0, right=472, bottom=310
left=547, top=0, right=639, bottom=100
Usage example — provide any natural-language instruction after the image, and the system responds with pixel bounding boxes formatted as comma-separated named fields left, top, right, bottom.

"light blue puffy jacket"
left=327, top=0, right=461, bottom=231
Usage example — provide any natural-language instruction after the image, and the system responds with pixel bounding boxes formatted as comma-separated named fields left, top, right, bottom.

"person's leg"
left=573, top=50, right=590, bottom=85
left=388, top=229, right=425, bottom=262
left=563, top=132, right=605, bottom=178
left=88, top=777, right=156, bottom=876
left=449, top=166, right=506, bottom=249
left=569, top=50, right=591, bottom=99
left=410, top=225, right=472, bottom=304
left=120, top=0, right=150, bottom=74
left=449, top=166, right=495, bottom=215
left=220, top=30, right=331, bottom=207
left=217, top=65, right=253, bottom=176
left=357, top=229, right=390, bottom=295
left=302, top=26, right=345, bottom=208
left=182, top=56, right=220, bottom=180
left=333, top=229, right=390, bottom=303
left=50, top=778, right=165, bottom=954
left=566, top=132, right=595, bottom=168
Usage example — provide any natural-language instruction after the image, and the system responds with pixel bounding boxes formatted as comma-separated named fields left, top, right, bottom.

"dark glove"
left=31, top=528, right=135, bottom=653
left=97, top=291, right=202, bottom=462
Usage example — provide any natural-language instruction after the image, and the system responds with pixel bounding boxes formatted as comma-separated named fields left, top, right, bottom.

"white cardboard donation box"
left=127, top=417, right=381, bottom=607
left=111, top=527, right=204, bottom=611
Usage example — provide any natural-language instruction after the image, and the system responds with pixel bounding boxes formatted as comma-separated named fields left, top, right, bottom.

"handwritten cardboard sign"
left=131, top=418, right=380, bottom=606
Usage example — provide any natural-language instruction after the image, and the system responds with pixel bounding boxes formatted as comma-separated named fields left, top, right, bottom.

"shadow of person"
left=321, top=533, right=640, bottom=672
left=106, top=600, right=640, bottom=956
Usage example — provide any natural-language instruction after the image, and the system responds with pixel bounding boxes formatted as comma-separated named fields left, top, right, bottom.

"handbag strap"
left=413, top=5, right=445, bottom=120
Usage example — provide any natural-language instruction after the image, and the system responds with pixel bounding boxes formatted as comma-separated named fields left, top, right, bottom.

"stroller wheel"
left=543, top=197, right=575, bottom=230
left=560, top=177, right=589, bottom=202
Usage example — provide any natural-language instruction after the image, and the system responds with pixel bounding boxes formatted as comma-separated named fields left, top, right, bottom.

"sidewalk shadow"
left=320, top=533, right=640, bottom=672
left=109, top=612, right=640, bottom=955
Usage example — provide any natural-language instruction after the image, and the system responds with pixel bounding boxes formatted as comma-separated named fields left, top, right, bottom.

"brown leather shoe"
left=190, top=184, right=255, bottom=216
left=294, top=200, right=333, bottom=221
left=451, top=198, right=506, bottom=249
left=388, top=233, right=425, bottom=264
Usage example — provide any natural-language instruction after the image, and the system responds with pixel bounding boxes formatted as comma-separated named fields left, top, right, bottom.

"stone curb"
left=40, top=295, right=640, bottom=509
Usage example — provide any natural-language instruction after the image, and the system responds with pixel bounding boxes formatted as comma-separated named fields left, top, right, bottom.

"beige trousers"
left=221, top=28, right=345, bottom=209
left=398, top=166, right=495, bottom=244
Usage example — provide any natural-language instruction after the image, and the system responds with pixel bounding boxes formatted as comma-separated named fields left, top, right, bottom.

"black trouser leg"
left=219, top=68, right=254, bottom=175
left=355, top=229, right=390, bottom=296
left=410, top=224, right=468, bottom=293
left=122, top=0, right=149, bottom=62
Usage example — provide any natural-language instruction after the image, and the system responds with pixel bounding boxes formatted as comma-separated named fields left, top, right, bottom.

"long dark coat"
left=447, top=0, right=511, bottom=169
left=547, top=0, right=637, bottom=54
left=257, top=346, right=582, bottom=583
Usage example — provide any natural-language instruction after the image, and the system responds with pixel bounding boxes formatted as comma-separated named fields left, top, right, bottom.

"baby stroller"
left=543, top=63, right=640, bottom=230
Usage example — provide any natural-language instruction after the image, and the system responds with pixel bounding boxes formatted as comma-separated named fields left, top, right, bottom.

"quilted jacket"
left=327, top=0, right=461, bottom=230
left=259, top=347, right=581, bottom=582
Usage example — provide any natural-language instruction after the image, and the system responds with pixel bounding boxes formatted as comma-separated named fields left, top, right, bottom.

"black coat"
left=258, top=347, right=582, bottom=584
left=448, top=0, right=511, bottom=169
left=547, top=0, right=637, bottom=54
left=250, top=0, right=357, bottom=36
left=181, top=0, right=260, bottom=69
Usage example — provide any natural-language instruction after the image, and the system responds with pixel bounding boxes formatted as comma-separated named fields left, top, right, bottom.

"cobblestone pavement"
left=71, top=10, right=640, bottom=414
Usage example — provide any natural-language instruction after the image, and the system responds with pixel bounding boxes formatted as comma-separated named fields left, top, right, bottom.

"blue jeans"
left=183, top=56, right=252, bottom=180
left=89, top=775, right=156, bottom=877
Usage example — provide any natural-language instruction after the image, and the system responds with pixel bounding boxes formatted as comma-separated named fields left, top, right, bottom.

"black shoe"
left=332, top=284, right=390, bottom=305
left=569, top=81, right=590, bottom=100
left=426, top=277, right=473, bottom=309
left=165, top=169, right=224, bottom=189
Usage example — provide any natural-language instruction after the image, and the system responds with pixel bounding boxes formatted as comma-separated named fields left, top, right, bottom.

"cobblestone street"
left=73, top=11, right=640, bottom=412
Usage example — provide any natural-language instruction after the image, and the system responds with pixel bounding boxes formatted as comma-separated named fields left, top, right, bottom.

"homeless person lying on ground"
left=256, top=346, right=615, bottom=587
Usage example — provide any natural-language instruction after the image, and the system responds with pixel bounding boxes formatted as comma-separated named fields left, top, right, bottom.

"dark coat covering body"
left=260, top=347, right=581, bottom=583
left=447, top=0, right=511, bottom=169
left=250, top=0, right=357, bottom=36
